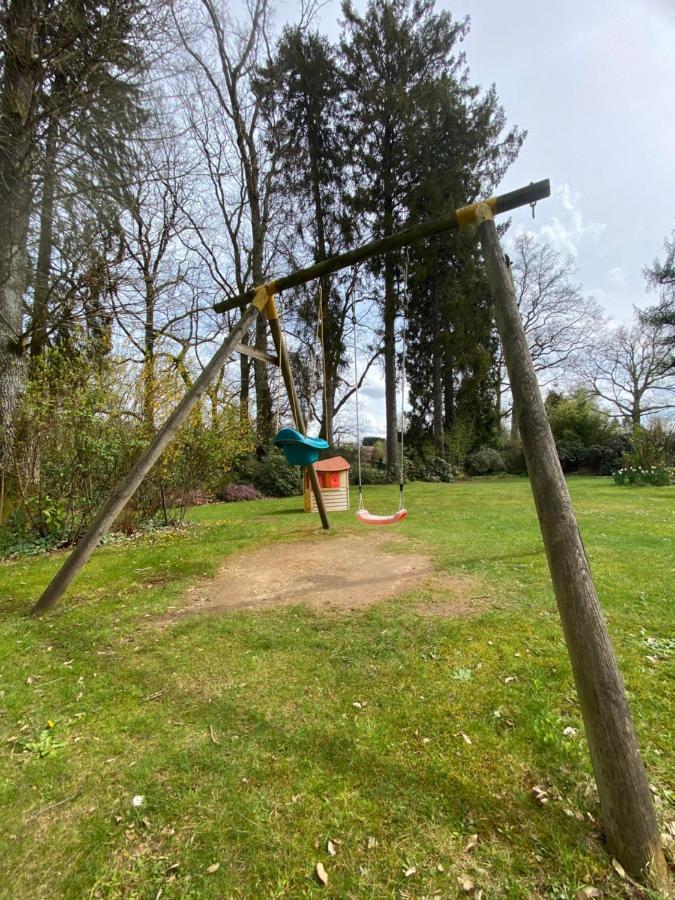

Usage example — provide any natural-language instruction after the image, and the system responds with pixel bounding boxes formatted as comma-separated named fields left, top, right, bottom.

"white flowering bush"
left=612, top=466, right=672, bottom=486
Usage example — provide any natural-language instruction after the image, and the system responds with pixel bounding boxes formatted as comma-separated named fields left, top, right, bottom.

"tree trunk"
left=322, top=369, right=334, bottom=445
left=239, top=335, right=250, bottom=425
left=251, top=227, right=272, bottom=439
left=0, top=0, right=38, bottom=465
left=30, top=113, right=58, bottom=357
left=478, top=212, right=667, bottom=885
left=443, top=355, right=455, bottom=430
left=383, top=252, right=397, bottom=470
left=142, top=282, right=156, bottom=433
left=432, top=282, right=444, bottom=454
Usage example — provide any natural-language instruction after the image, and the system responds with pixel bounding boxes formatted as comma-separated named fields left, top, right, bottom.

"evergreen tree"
left=257, top=26, right=352, bottom=443
left=341, top=0, right=522, bottom=466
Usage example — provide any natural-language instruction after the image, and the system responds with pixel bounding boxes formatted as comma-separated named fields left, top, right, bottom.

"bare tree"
left=499, top=233, right=603, bottom=427
left=579, top=316, right=675, bottom=424
left=171, top=0, right=278, bottom=439
left=112, top=140, right=205, bottom=432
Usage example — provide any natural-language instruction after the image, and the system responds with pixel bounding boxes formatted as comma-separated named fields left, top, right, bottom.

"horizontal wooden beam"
left=234, top=342, right=279, bottom=366
left=213, top=179, right=550, bottom=314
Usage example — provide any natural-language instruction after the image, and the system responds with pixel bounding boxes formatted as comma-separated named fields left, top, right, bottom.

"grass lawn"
left=0, top=477, right=673, bottom=898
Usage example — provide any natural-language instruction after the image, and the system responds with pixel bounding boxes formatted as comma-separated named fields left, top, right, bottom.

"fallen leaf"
left=206, top=863, right=220, bottom=874
left=459, top=732, right=472, bottom=745
left=367, top=835, right=378, bottom=849
left=503, top=676, right=516, bottom=684
left=404, top=866, right=416, bottom=877
left=327, top=839, right=336, bottom=857
left=315, top=862, right=328, bottom=886
left=437, top=863, right=444, bottom=873
left=611, top=858, right=626, bottom=879
left=531, top=785, right=549, bottom=805
left=562, top=726, right=579, bottom=737
left=458, top=875, right=474, bottom=893
left=131, top=795, right=144, bottom=808
left=352, top=701, right=363, bottom=709
left=464, top=833, right=479, bottom=852
left=576, top=887, right=601, bottom=899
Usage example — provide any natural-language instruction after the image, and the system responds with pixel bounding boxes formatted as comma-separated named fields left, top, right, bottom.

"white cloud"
left=508, top=183, right=606, bottom=260
left=607, top=266, right=626, bottom=288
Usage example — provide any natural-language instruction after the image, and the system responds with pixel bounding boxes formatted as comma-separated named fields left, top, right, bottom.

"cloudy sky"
left=298, top=0, right=675, bottom=435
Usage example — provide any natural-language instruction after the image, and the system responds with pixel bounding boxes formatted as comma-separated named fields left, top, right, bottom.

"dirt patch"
left=157, top=532, right=489, bottom=626
left=414, top=574, right=491, bottom=619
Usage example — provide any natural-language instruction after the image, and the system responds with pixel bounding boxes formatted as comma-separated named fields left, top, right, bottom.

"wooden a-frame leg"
left=266, top=310, right=330, bottom=531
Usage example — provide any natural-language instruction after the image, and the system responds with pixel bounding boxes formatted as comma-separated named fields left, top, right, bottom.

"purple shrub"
left=218, top=483, right=261, bottom=503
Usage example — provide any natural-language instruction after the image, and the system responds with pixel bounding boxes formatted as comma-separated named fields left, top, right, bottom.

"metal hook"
left=529, top=180, right=536, bottom=219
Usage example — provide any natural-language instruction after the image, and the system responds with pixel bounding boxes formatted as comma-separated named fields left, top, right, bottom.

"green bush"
left=2, top=347, right=254, bottom=554
left=501, top=438, right=527, bottom=475
left=613, top=466, right=672, bottom=486
left=234, top=451, right=302, bottom=497
left=349, top=465, right=391, bottom=486
left=403, top=455, right=454, bottom=483
left=465, top=446, right=506, bottom=476
left=6, top=348, right=145, bottom=548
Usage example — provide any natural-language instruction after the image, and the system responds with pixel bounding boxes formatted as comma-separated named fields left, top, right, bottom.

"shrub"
left=502, top=439, right=527, bottom=475
left=8, top=348, right=146, bottom=547
left=430, top=456, right=454, bottom=482
left=234, top=451, right=302, bottom=498
left=403, top=455, right=454, bottom=483
left=218, top=483, right=261, bottom=502
left=465, top=446, right=506, bottom=476
left=545, top=388, right=623, bottom=474
left=623, top=421, right=671, bottom=470
left=349, top=465, right=391, bottom=485
left=613, top=466, right=672, bottom=487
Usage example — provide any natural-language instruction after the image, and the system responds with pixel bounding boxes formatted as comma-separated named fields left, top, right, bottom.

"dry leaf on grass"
left=327, top=839, right=337, bottom=857
left=404, top=866, right=417, bottom=877
left=464, top=833, right=479, bottom=852
left=206, top=863, right=220, bottom=874
left=458, top=731, right=472, bottom=745
left=576, top=887, right=601, bottom=899
left=315, top=862, right=328, bottom=886
left=366, top=835, right=378, bottom=849
left=458, top=875, right=474, bottom=892
left=531, top=785, right=549, bottom=805
left=611, top=858, right=626, bottom=879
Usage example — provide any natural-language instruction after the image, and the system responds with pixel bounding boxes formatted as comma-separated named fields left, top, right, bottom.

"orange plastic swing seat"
left=356, top=508, right=408, bottom=526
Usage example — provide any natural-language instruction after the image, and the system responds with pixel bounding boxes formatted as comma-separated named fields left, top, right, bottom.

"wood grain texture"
left=478, top=216, right=666, bottom=885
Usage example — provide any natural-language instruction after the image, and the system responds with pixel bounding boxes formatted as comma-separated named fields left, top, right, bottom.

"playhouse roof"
left=313, top=455, right=351, bottom=472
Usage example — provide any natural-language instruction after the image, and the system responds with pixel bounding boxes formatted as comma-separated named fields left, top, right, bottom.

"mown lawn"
left=0, top=477, right=673, bottom=898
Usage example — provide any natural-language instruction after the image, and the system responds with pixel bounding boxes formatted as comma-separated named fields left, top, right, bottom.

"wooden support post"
left=31, top=304, right=263, bottom=616
left=476, top=207, right=666, bottom=885
left=267, top=312, right=330, bottom=531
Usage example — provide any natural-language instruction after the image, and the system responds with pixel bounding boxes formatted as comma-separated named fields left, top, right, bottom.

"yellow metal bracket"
left=456, top=196, right=497, bottom=228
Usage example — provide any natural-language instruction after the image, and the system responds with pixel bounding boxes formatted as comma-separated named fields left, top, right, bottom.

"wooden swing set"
left=30, top=179, right=667, bottom=885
